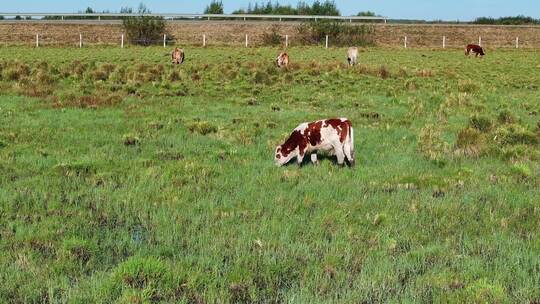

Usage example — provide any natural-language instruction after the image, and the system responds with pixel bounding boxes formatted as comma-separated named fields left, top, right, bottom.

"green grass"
left=1, top=45, right=540, bottom=303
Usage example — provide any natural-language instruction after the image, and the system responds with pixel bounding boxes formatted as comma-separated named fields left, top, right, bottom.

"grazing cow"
left=274, top=118, right=355, bottom=167
left=276, top=52, right=289, bottom=67
left=465, top=44, right=485, bottom=57
left=172, top=48, right=185, bottom=64
left=347, top=47, right=358, bottom=66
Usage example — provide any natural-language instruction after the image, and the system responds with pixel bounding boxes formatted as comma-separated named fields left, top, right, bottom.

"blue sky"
left=2, top=1, right=539, bottom=21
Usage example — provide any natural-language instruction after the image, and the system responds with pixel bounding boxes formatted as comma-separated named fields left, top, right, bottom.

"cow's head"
left=274, top=145, right=295, bottom=166
left=276, top=53, right=288, bottom=67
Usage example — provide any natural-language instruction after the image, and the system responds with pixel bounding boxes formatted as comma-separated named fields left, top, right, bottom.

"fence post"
left=285, top=34, right=288, bottom=48
left=443, top=36, right=446, bottom=48
left=36, top=34, right=39, bottom=47
left=163, top=34, right=166, bottom=47
left=325, top=35, right=328, bottom=48
left=79, top=34, right=82, bottom=48
left=404, top=36, right=407, bottom=48
left=245, top=34, right=248, bottom=47
left=479, top=36, right=482, bottom=46
left=121, top=34, right=124, bottom=48
left=516, top=37, right=519, bottom=48
left=203, top=34, right=206, bottom=47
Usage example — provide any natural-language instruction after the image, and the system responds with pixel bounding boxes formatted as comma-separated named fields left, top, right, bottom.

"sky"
left=1, top=0, right=539, bottom=21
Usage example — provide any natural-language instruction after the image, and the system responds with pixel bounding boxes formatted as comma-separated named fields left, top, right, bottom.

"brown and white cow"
left=276, top=52, right=289, bottom=67
left=274, top=118, right=355, bottom=167
left=347, top=47, right=358, bottom=66
left=172, top=48, right=185, bottom=64
left=465, top=44, right=485, bottom=57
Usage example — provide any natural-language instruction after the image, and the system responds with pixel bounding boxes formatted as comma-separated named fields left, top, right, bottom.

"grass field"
left=1, top=46, right=540, bottom=303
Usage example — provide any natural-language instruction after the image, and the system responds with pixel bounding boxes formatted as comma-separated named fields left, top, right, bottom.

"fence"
left=0, top=12, right=388, bottom=23
left=1, top=21, right=540, bottom=48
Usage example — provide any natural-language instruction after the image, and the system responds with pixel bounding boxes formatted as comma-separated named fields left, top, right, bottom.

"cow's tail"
left=345, top=122, right=355, bottom=167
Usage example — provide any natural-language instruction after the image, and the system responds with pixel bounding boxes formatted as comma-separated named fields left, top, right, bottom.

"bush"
left=262, top=25, right=283, bottom=46
left=469, top=114, right=493, bottom=132
left=494, top=124, right=538, bottom=146
left=122, top=4, right=169, bottom=46
left=188, top=121, right=218, bottom=135
left=297, top=20, right=374, bottom=47
left=497, top=109, right=517, bottom=124
left=510, top=163, right=532, bottom=179
left=454, top=127, right=485, bottom=157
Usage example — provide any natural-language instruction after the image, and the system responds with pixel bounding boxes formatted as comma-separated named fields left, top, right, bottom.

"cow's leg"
left=310, top=153, right=319, bottom=165
left=297, top=149, right=306, bottom=167
left=334, top=144, right=345, bottom=167
left=343, top=143, right=355, bottom=167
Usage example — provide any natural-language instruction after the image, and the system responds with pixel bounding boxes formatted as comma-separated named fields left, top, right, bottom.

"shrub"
left=497, top=109, right=517, bottom=124
left=262, top=25, right=283, bottom=46
left=65, top=60, right=88, bottom=78
left=123, top=134, right=140, bottom=146
left=510, top=163, right=532, bottom=179
left=253, top=70, right=270, bottom=84
left=454, top=127, right=485, bottom=157
left=469, top=114, right=493, bottom=132
left=188, top=121, right=218, bottom=135
left=168, top=70, right=182, bottom=82
left=122, top=4, right=169, bottom=46
left=377, top=65, right=391, bottom=79
left=3, top=62, right=30, bottom=81
left=458, top=80, right=479, bottom=93
left=297, top=20, right=375, bottom=47
left=32, top=69, right=55, bottom=84
left=61, top=238, right=96, bottom=265
left=494, top=124, right=538, bottom=146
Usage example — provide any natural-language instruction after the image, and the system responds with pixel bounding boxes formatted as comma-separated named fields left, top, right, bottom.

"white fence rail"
left=0, top=12, right=388, bottom=23
left=25, top=34, right=533, bottom=49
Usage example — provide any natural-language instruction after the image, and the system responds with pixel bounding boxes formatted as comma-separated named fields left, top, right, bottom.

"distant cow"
left=347, top=47, right=358, bottom=66
left=465, top=44, right=485, bottom=57
left=276, top=52, right=289, bottom=67
left=172, top=48, right=185, bottom=64
left=274, top=118, right=355, bottom=167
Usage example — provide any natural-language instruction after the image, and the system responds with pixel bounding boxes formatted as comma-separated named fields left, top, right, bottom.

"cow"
left=465, top=44, right=485, bottom=57
left=274, top=118, right=355, bottom=167
left=347, top=47, right=358, bottom=66
left=172, top=48, right=185, bottom=64
left=276, top=52, right=289, bottom=67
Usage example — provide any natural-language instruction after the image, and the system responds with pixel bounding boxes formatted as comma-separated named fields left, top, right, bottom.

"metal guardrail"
left=0, top=12, right=388, bottom=23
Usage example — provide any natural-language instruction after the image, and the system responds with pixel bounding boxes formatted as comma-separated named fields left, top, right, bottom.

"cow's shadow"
left=283, top=154, right=353, bottom=167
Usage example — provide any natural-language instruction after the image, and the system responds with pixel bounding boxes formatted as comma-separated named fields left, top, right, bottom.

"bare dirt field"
left=1, top=21, right=540, bottom=48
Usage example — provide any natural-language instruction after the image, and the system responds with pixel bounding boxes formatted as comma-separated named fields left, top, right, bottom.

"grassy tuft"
left=187, top=121, right=218, bottom=135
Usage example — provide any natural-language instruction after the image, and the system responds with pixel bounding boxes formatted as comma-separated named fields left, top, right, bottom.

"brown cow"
left=274, top=118, right=355, bottom=167
left=465, top=44, right=485, bottom=57
left=172, top=48, right=185, bottom=64
left=276, top=52, right=289, bottom=67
